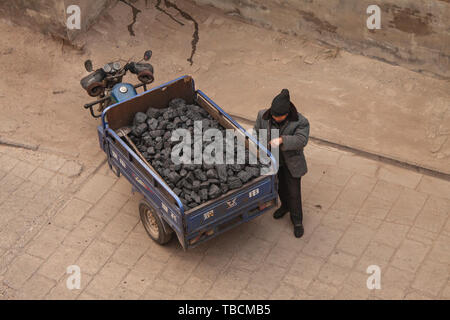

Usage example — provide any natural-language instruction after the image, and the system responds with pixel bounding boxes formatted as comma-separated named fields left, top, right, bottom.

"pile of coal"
left=128, top=98, right=269, bottom=209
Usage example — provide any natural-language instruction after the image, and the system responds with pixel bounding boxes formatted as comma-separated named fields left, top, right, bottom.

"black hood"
left=262, top=102, right=299, bottom=121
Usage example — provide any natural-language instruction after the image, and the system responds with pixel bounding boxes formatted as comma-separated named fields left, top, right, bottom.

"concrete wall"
left=192, top=0, right=450, bottom=79
left=0, top=0, right=116, bottom=41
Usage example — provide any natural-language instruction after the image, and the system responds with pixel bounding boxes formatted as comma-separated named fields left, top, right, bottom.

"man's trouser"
left=277, top=165, right=303, bottom=225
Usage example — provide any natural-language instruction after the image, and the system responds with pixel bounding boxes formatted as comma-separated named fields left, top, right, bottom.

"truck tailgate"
left=185, top=175, right=274, bottom=234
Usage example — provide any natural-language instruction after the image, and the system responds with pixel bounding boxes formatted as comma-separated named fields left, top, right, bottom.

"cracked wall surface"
left=2, top=0, right=448, bottom=78
left=191, top=0, right=450, bottom=79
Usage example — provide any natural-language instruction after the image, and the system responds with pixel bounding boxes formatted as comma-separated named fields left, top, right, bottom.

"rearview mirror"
left=84, top=59, right=93, bottom=72
left=144, top=50, right=152, bottom=61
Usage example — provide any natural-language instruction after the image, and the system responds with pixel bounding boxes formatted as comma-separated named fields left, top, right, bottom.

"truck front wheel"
left=139, top=200, right=173, bottom=245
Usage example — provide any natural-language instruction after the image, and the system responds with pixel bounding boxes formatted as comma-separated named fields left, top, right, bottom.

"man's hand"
left=269, top=137, right=283, bottom=147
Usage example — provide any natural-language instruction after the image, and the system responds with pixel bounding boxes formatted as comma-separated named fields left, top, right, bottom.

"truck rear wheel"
left=139, top=200, right=173, bottom=245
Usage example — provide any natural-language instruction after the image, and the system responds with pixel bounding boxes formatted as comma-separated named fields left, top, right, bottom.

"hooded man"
left=253, top=89, right=310, bottom=238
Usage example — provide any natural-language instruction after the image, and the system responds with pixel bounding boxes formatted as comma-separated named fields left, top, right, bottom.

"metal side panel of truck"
left=97, top=75, right=278, bottom=249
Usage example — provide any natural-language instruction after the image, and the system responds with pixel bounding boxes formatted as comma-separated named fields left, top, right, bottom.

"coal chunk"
left=207, top=179, right=220, bottom=185
left=202, top=162, right=215, bottom=171
left=186, top=110, right=204, bottom=121
left=132, top=123, right=148, bottom=137
left=182, top=180, right=193, bottom=190
left=169, top=98, right=186, bottom=109
left=200, top=181, right=210, bottom=189
left=189, top=104, right=209, bottom=117
left=199, top=189, right=208, bottom=201
left=210, top=120, right=220, bottom=129
left=155, top=140, right=163, bottom=150
left=194, top=169, right=207, bottom=182
left=192, top=180, right=201, bottom=192
left=231, top=164, right=244, bottom=172
left=216, top=165, right=228, bottom=183
left=206, top=169, right=218, bottom=179
left=137, top=144, right=146, bottom=153
left=163, top=109, right=176, bottom=121
left=228, top=176, right=243, bottom=190
left=157, top=120, right=168, bottom=130
left=133, top=112, right=148, bottom=125
left=147, top=118, right=158, bottom=130
left=208, top=184, right=221, bottom=199
left=168, top=172, right=181, bottom=184
left=185, top=171, right=196, bottom=184
left=187, top=202, right=197, bottom=209
left=183, top=164, right=197, bottom=171
left=149, top=130, right=164, bottom=138
left=146, top=107, right=161, bottom=119
left=173, top=117, right=182, bottom=128
left=142, top=135, right=153, bottom=146
left=179, top=169, right=188, bottom=177
left=191, top=191, right=201, bottom=204
left=220, top=183, right=229, bottom=194
left=161, top=148, right=171, bottom=159
left=201, top=119, right=211, bottom=130
left=154, top=160, right=163, bottom=168
left=175, top=178, right=184, bottom=188
left=162, top=168, right=171, bottom=178
left=238, top=171, right=252, bottom=184
left=245, top=166, right=260, bottom=178
left=147, top=147, right=156, bottom=155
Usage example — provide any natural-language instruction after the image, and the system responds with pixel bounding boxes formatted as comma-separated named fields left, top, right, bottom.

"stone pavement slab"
left=1, top=142, right=449, bottom=300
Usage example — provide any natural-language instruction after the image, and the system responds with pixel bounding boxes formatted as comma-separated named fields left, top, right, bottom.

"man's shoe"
left=294, top=224, right=304, bottom=238
left=273, top=207, right=288, bottom=219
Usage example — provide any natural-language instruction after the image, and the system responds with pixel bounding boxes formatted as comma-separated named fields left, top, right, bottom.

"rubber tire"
left=139, top=199, right=173, bottom=245
left=87, top=81, right=104, bottom=97
left=137, top=70, right=154, bottom=84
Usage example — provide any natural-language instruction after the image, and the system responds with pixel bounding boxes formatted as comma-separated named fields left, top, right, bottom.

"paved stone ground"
left=0, top=142, right=449, bottom=300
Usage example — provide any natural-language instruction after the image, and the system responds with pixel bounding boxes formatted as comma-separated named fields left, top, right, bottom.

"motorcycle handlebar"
left=84, top=95, right=111, bottom=109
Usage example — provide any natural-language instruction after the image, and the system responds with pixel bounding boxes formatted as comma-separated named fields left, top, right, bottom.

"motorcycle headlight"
left=103, top=63, right=112, bottom=73
left=113, top=62, right=121, bottom=71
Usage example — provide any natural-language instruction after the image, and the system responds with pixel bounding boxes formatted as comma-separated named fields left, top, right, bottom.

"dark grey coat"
left=253, top=103, right=310, bottom=178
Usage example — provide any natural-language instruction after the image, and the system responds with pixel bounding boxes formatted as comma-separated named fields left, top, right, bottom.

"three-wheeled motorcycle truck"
left=80, top=51, right=278, bottom=249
